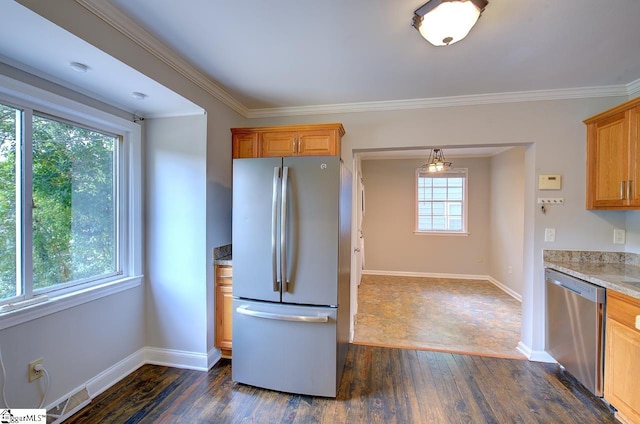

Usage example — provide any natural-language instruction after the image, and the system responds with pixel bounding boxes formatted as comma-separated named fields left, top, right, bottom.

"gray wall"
left=245, top=96, right=632, bottom=358
left=489, top=146, right=525, bottom=297
left=361, top=156, right=491, bottom=275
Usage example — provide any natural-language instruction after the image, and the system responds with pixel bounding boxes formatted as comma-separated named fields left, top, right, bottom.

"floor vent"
left=47, top=386, right=91, bottom=423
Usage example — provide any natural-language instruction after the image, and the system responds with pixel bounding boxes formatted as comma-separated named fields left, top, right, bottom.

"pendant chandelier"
left=424, top=148, right=453, bottom=173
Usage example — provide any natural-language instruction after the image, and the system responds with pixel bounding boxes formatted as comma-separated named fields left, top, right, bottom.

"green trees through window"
left=0, top=103, right=119, bottom=302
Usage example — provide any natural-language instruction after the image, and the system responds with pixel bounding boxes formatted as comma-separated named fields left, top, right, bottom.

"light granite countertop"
left=544, top=250, right=640, bottom=299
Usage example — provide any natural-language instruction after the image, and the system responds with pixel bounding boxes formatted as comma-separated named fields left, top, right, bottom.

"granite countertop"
left=213, top=244, right=232, bottom=266
left=544, top=250, right=640, bottom=299
left=215, top=255, right=232, bottom=266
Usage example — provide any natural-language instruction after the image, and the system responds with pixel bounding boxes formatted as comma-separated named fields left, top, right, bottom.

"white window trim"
left=0, top=73, right=143, bottom=330
left=414, top=167, right=469, bottom=235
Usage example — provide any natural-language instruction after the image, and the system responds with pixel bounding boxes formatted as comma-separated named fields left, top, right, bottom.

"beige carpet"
left=353, top=274, right=525, bottom=359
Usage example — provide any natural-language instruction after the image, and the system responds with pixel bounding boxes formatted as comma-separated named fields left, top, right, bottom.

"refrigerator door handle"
left=280, top=166, right=289, bottom=292
left=236, top=305, right=329, bottom=323
left=271, top=167, right=281, bottom=292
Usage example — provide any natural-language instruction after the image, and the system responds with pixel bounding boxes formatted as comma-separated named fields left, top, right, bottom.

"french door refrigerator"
left=231, top=155, right=351, bottom=398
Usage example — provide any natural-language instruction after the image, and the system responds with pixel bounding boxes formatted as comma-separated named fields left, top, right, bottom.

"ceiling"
left=105, top=0, right=640, bottom=111
left=2, top=0, right=640, bottom=119
left=1, top=0, right=640, bottom=159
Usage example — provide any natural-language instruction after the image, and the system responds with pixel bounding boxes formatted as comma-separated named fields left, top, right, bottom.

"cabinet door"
left=587, top=110, right=629, bottom=208
left=629, top=106, right=640, bottom=206
left=215, top=264, right=233, bottom=355
left=605, top=319, right=640, bottom=424
left=232, top=132, right=259, bottom=158
left=298, top=129, right=338, bottom=156
left=261, top=131, right=297, bottom=157
left=215, top=284, right=233, bottom=352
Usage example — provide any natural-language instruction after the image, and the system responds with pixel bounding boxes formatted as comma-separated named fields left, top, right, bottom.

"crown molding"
left=75, top=0, right=248, bottom=117
left=247, top=85, right=630, bottom=118
left=73, top=0, right=637, bottom=119
left=628, top=78, right=640, bottom=98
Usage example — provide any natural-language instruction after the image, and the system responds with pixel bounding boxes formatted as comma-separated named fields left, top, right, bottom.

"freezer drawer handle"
left=236, top=305, right=329, bottom=323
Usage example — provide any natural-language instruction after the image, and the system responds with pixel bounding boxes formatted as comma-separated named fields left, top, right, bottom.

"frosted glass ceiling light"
left=413, top=0, right=488, bottom=46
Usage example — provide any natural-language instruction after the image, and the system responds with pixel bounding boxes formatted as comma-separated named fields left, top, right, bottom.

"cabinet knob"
left=635, top=314, right=640, bottom=330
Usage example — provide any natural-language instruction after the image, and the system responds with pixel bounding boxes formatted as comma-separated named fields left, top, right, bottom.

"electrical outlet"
left=544, top=228, right=556, bottom=242
left=28, top=358, right=43, bottom=382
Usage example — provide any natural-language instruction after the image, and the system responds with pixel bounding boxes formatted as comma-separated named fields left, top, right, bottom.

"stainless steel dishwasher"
left=545, top=268, right=606, bottom=397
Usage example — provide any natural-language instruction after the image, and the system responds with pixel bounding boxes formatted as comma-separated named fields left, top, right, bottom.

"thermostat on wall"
left=538, top=174, right=562, bottom=190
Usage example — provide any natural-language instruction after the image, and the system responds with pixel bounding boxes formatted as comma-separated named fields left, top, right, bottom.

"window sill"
left=0, top=276, right=143, bottom=331
left=413, top=231, right=470, bottom=236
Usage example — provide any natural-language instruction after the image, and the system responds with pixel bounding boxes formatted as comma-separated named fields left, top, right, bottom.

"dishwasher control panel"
left=545, top=269, right=605, bottom=303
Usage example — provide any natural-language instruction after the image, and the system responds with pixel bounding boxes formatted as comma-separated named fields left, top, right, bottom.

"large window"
left=416, top=168, right=468, bottom=233
left=0, top=78, right=141, bottom=317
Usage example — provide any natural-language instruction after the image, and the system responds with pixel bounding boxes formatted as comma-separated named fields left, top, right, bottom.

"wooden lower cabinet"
left=215, top=264, right=233, bottom=358
left=605, top=290, right=640, bottom=424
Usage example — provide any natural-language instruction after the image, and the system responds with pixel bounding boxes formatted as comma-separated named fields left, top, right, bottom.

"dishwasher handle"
left=547, top=278, right=583, bottom=296
left=545, top=269, right=605, bottom=303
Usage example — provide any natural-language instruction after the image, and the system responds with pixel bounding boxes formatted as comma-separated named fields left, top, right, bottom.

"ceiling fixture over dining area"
left=423, top=148, right=453, bottom=172
left=412, top=0, right=489, bottom=46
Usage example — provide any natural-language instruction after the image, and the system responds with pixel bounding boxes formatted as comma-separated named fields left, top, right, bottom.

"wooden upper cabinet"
left=585, top=97, right=640, bottom=209
left=232, top=132, right=259, bottom=158
left=261, top=131, right=298, bottom=157
left=231, top=123, right=345, bottom=158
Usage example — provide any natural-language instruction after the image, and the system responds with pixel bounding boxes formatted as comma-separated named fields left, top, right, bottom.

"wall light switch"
left=613, top=229, right=626, bottom=244
left=544, top=228, right=556, bottom=242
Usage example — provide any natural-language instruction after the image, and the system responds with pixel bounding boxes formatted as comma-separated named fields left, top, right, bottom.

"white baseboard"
left=363, top=269, right=489, bottom=280
left=53, top=346, right=224, bottom=414
left=363, top=269, right=522, bottom=301
left=517, top=341, right=556, bottom=363
left=86, top=349, right=146, bottom=399
left=486, top=277, right=522, bottom=302
left=145, top=347, right=210, bottom=371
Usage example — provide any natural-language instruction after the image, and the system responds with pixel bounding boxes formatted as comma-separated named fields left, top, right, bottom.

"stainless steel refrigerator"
left=231, top=155, right=351, bottom=397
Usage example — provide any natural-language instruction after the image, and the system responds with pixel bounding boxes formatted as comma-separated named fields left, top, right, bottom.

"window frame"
left=415, top=167, right=469, bottom=235
left=0, top=73, right=142, bottom=329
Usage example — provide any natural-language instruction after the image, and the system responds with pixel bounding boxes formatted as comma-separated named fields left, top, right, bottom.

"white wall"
left=145, top=115, right=207, bottom=355
left=5, top=0, right=242, bottom=409
left=361, top=156, right=491, bottom=275
left=0, top=286, right=145, bottom=408
left=489, top=146, right=525, bottom=296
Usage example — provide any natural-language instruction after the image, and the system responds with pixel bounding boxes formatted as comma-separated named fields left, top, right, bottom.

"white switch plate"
left=544, top=228, right=556, bottom=242
left=613, top=229, right=626, bottom=244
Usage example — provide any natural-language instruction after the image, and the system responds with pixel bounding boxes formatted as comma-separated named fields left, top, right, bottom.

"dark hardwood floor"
left=65, top=345, right=616, bottom=424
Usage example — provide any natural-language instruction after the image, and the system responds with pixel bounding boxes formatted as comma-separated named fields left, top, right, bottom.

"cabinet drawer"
left=607, top=290, right=640, bottom=332
left=215, top=264, right=233, bottom=284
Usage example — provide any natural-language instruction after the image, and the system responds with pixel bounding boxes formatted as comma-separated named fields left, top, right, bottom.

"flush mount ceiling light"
left=423, top=148, right=453, bottom=172
left=412, top=0, right=488, bottom=46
